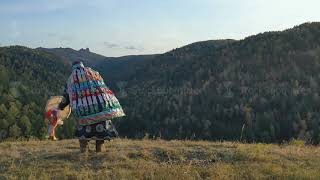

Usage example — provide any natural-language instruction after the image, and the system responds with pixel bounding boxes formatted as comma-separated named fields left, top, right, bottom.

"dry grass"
left=0, top=139, right=320, bottom=180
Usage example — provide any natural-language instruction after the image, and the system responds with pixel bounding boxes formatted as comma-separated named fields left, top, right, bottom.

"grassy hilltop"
left=0, top=139, right=320, bottom=179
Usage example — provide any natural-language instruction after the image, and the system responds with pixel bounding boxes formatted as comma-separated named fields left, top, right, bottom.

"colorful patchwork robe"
left=59, top=62, right=125, bottom=126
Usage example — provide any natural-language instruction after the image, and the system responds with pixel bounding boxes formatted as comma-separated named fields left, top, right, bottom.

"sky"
left=0, top=0, right=319, bottom=57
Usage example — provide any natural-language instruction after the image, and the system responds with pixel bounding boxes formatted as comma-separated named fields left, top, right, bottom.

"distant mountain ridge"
left=37, top=39, right=237, bottom=66
left=37, top=39, right=237, bottom=88
left=36, top=47, right=107, bottom=65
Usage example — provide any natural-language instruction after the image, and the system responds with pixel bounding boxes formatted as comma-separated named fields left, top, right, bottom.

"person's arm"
left=58, top=85, right=70, bottom=110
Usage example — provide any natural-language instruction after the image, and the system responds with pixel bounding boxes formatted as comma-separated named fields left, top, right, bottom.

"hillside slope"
left=99, top=22, right=320, bottom=143
left=0, top=46, right=73, bottom=140
left=0, top=139, right=319, bottom=179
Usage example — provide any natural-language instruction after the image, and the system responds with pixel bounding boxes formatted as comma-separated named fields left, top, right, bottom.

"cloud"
left=124, top=46, right=138, bottom=50
left=103, top=42, right=119, bottom=48
left=124, top=45, right=144, bottom=51
left=103, top=41, right=144, bottom=51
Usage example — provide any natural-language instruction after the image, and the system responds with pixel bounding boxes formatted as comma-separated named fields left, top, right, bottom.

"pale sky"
left=0, top=0, right=319, bottom=57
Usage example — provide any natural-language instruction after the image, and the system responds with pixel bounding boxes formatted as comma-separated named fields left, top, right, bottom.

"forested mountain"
left=1, top=22, right=320, bottom=143
left=99, top=22, right=320, bottom=143
left=0, top=46, right=74, bottom=140
left=166, top=39, right=236, bottom=57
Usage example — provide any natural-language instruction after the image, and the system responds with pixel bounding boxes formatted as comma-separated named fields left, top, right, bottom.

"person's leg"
left=96, top=140, right=104, bottom=152
left=106, top=120, right=119, bottom=138
left=51, top=122, right=58, bottom=140
left=79, top=139, right=88, bottom=153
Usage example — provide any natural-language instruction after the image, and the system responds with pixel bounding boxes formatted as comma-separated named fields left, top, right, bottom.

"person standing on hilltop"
left=58, top=61, right=125, bottom=153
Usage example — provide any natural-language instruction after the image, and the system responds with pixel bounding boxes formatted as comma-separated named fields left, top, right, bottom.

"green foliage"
left=0, top=46, right=70, bottom=140
left=8, top=124, right=21, bottom=138
left=19, top=115, right=32, bottom=136
left=0, top=65, right=9, bottom=91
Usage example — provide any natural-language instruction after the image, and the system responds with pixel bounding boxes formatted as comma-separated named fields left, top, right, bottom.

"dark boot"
left=79, top=140, right=88, bottom=153
left=96, top=140, right=104, bottom=153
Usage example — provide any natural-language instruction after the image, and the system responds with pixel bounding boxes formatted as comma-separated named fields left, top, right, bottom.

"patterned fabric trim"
left=79, top=109, right=125, bottom=125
